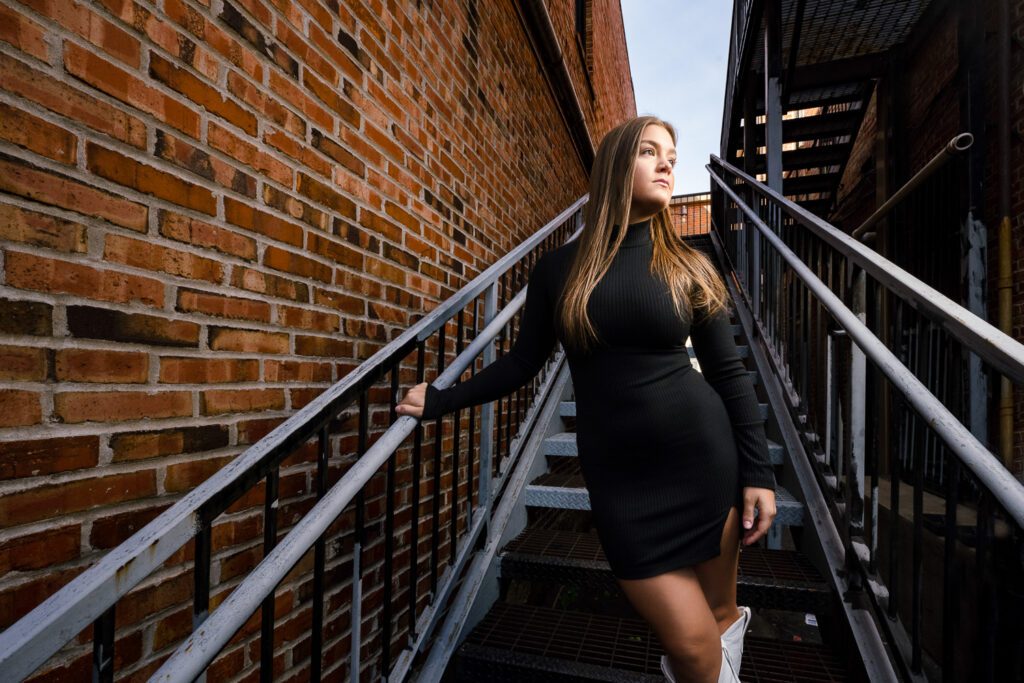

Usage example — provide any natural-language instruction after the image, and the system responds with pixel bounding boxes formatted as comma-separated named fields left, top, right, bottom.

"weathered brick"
left=230, top=265, right=310, bottom=303
left=263, top=126, right=330, bottom=178
left=87, top=142, right=216, bottom=215
left=262, top=184, right=329, bottom=232
left=0, top=566, right=85, bottom=631
left=0, top=298, right=52, bottom=336
left=176, top=288, right=270, bottom=322
left=0, top=202, right=88, bottom=253
left=278, top=305, right=339, bottom=332
left=0, top=102, right=77, bottom=165
left=294, top=335, right=353, bottom=358
left=209, top=326, right=289, bottom=354
left=313, top=287, right=365, bottom=315
left=0, top=3, right=49, bottom=62
left=55, top=391, right=192, bottom=424
left=264, top=360, right=332, bottom=382
left=224, top=197, right=303, bottom=247
left=110, top=425, right=229, bottom=462
left=0, top=344, right=49, bottom=381
left=0, top=525, right=81, bottom=574
left=263, top=245, right=332, bottom=283
left=63, top=41, right=200, bottom=138
left=160, top=357, right=259, bottom=383
left=104, top=233, right=222, bottom=282
left=154, top=129, right=257, bottom=198
left=0, top=435, right=99, bottom=480
left=149, top=52, right=257, bottom=134
left=67, top=306, right=200, bottom=347
left=159, top=210, right=257, bottom=261
left=22, top=0, right=141, bottom=67
left=88, top=503, right=171, bottom=549
left=4, top=250, right=163, bottom=306
left=0, top=390, right=42, bottom=427
left=236, top=417, right=284, bottom=445
left=208, top=121, right=293, bottom=187
left=164, top=454, right=235, bottom=491
left=55, top=348, right=149, bottom=383
left=0, top=470, right=157, bottom=527
left=200, top=388, right=284, bottom=416
left=0, top=154, right=148, bottom=231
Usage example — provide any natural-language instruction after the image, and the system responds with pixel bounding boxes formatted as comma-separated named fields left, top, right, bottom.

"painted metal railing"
left=708, top=154, right=1024, bottom=682
left=0, top=199, right=584, bottom=682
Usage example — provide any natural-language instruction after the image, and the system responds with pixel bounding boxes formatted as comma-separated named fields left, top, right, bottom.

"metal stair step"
left=544, top=429, right=784, bottom=466
left=499, top=527, right=831, bottom=613
left=524, top=458, right=804, bottom=528
left=455, top=602, right=849, bottom=682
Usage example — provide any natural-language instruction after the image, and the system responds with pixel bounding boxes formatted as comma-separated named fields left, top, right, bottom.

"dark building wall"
left=0, top=0, right=635, bottom=679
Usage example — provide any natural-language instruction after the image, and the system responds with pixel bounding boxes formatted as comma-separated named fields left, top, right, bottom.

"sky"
left=621, top=1, right=735, bottom=195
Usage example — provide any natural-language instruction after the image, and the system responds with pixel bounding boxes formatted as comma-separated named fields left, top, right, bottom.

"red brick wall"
left=0, top=0, right=636, bottom=679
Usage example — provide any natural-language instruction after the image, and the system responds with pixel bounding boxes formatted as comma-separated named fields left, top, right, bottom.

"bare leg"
left=693, top=506, right=744, bottom=635
left=617, top=567, right=722, bottom=683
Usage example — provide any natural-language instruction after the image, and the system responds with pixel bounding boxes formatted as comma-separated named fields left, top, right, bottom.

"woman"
left=396, top=115, right=777, bottom=683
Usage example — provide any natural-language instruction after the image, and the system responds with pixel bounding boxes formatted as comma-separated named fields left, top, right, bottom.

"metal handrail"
left=0, top=195, right=587, bottom=682
left=711, top=154, right=1024, bottom=385
left=708, top=163, right=1024, bottom=527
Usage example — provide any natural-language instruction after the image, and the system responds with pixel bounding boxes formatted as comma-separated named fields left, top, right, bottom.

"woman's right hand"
left=396, top=382, right=429, bottom=419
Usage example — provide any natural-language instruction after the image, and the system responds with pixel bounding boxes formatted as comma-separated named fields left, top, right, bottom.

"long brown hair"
left=557, top=115, right=729, bottom=354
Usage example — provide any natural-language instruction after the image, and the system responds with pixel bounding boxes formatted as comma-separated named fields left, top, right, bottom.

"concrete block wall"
left=0, top=0, right=636, bottom=679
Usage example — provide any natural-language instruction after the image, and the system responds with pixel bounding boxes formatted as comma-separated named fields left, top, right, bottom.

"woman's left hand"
left=740, top=487, right=777, bottom=546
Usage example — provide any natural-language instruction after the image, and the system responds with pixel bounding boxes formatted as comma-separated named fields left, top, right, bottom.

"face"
left=628, top=123, right=676, bottom=223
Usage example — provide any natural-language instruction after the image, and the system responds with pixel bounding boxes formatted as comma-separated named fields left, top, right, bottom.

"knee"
left=710, top=603, right=740, bottom=631
left=662, top=633, right=721, bottom=682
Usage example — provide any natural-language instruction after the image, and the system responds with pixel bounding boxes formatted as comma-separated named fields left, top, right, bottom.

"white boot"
left=659, top=645, right=740, bottom=683
left=720, top=605, right=751, bottom=675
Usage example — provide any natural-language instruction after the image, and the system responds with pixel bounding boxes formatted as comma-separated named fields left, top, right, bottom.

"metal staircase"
left=446, top=233, right=857, bottom=682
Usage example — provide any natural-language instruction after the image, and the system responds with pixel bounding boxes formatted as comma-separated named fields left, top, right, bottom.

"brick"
left=264, top=360, right=331, bottom=382
left=165, top=454, right=235, bottom=492
left=87, top=142, right=217, bottom=215
left=294, top=335, right=353, bottom=358
left=149, top=52, right=257, bottom=134
left=230, top=265, right=310, bottom=303
left=218, top=1, right=296, bottom=77
left=0, top=53, right=147, bottom=149
left=0, top=566, right=85, bottom=631
left=0, top=154, right=148, bottom=231
left=55, top=348, right=149, bottom=383
left=154, top=129, right=257, bottom=198
left=278, top=305, right=339, bottom=333
left=104, top=233, right=222, bottom=282
left=313, top=287, right=365, bottom=315
left=236, top=417, right=284, bottom=445
left=0, top=525, right=81, bottom=574
left=164, top=0, right=265, bottom=83
left=110, top=425, right=229, bottom=462
left=209, top=327, right=289, bottom=354
left=225, top=70, right=304, bottom=137
left=4, top=250, right=163, bottom=307
left=63, top=42, right=200, bottom=138
left=268, top=70, right=332, bottom=130
left=289, top=387, right=320, bottom=409
left=0, top=390, right=42, bottom=427
left=176, top=288, right=270, bottom=322
left=301, top=68, right=358, bottom=125
left=0, top=435, right=99, bottom=480
left=67, top=306, right=200, bottom=347
left=0, top=345, right=49, bottom=381
left=22, top=0, right=141, bottom=67
left=224, top=197, right=303, bottom=247
left=261, top=185, right=329, bottom=232
left=159, top=357, right=259, bottom=383
left=115, top=569, right=191, bottom=625
left=209, top=121, right=293, bottom=187
left=263, top=245, right=332, bottom=283
left=296, top=172, right=357, bottom=218
left=0, top=298, right=51, bottom=336
left=88, top=503, right=171, bottom=549
left=200, top=388, right=284, bottom=416
left=0, top=202, right=88, bottom=253
left=311, top=128, right=364, bottom=178
left=54, top=391, right=192, bottom=424
left=0, top=470, right=157, bottom=527
left=159, top=210, right=257, bottom=261
left=0, top=4, right=49, bottom=62
left=263, top=126, right=330, bottom=178
left=0, top=102, right=77, bottom=165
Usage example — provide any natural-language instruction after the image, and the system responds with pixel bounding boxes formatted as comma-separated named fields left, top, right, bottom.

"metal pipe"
left=997, top=0, right=1014, bottom=468
left=708, top=166, right=1024, bottom=527
left=852, top=133, right=973, bottom=241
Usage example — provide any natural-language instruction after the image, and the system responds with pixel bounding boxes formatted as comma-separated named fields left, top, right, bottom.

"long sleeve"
left=420, top=252, right=558, bottom=420
left=689, top=305, right=776, bottom=490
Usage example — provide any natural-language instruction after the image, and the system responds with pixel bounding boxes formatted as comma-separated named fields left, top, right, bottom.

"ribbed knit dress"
left=421, top=218, right=776, bottom=580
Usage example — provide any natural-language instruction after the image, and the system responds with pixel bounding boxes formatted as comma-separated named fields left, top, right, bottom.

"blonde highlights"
left=557, top=116, right=729, bottom=354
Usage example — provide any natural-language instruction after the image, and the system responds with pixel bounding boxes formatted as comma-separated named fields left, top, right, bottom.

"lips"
left=654, top=180, right=670, bottom=188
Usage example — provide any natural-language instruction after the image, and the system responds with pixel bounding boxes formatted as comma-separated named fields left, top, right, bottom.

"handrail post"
left=848, top=263, right=867, bottom=534
left=477, top=280, right=500, bottom=516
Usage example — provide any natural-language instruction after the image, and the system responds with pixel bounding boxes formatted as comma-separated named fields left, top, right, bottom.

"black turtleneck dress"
left=420, top=218, right=776, bottom=580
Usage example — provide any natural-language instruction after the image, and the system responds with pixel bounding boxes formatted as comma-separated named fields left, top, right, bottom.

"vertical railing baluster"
left=408, top=342, right=425, bottom=642
left=975, top=490, right=994, bottom=681
left=260, top=468, right=279, bottom=682
left=478, top=282, right=498, bottom=513
left=451, top=309, right=465, bottom=565
left=310, top=425, right=328, bottom=682
left=381, top=367, right=399, bottom=679
left=911, top=317, right=924, bottom=674
left=92, top=605, right=115, bottom=683
left=942, top=446, right=960, bottom=681
left=193, top=511, right=212, bottom=683
left=431, top=324, right=446, bottom=596
left=351, top=389, right=368, bottom=681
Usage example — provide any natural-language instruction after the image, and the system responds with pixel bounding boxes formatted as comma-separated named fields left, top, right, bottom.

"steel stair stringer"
left=703, top=226, right=903, bottom=683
